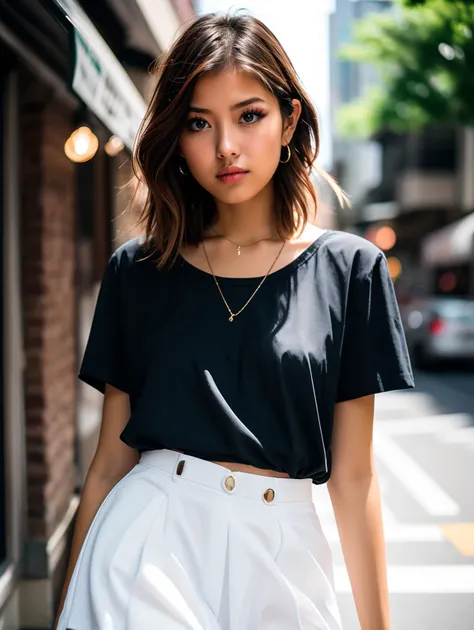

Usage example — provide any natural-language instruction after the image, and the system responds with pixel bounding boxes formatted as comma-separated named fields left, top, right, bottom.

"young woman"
left=56, top=11, right=414, bottom=630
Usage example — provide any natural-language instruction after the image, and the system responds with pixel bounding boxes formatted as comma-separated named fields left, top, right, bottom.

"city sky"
left=195, top=0, right=334, bottom=167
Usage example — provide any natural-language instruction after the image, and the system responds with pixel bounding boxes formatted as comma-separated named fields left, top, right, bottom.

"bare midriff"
left=174, top=450, right=290, bottom=478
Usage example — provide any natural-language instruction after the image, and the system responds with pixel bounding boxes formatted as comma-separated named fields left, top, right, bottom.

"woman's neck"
left=212, top=183, right=278, bottom=242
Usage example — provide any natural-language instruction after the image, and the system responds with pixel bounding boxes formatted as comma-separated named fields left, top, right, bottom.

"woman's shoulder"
left=321, top=229, right=384, bottom=276
left=110, top=236, right=148, bottom=269
left=106, top=237, right=169, bottom=300
left=109, top=236, right=169, bottom=280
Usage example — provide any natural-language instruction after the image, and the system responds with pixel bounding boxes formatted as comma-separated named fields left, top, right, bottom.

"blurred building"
left=0, top=0, right=194, bottom=627
left=330, top=0, right=474, bottom=300
left=330, top=0, right=392, bottom=229
left=420, top=128, right=474, bottom=298
left=370, top=127, right=474, bottom=299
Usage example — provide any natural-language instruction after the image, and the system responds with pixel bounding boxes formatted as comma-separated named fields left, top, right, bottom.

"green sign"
left=56, top=0, right=146, bottom=150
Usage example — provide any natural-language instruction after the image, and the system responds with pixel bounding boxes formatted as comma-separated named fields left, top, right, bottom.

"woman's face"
left=178, top=68, right=301, bottom=205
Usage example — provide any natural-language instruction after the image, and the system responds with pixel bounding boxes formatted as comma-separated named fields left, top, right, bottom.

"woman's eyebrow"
left=188, top=97, right=266, bottom=114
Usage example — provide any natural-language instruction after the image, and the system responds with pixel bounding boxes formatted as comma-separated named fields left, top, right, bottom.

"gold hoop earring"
left=280, top=145, right=291, bottom=164
left=178, top=161, right=189, bottom=176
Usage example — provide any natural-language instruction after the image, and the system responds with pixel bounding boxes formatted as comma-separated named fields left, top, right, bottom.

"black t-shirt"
left=79, top=229, right=414, bottom=484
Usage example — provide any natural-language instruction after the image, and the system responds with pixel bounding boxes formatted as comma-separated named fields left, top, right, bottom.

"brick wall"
left=19, top=71, right=77, bottom=541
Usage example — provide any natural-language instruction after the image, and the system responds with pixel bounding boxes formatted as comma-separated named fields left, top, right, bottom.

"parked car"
left=400, top=296, right=474, bottom=369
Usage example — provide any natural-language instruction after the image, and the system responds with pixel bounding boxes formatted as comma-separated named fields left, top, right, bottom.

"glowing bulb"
left=104, top=135, right=125, bottom=157
left=374, top=226, right=397, bottom=251
left=387, top=256, right=402, bottom=281
left=74, top=135, right=89, bottom=155
left=64, top=126, right=99, bottom=163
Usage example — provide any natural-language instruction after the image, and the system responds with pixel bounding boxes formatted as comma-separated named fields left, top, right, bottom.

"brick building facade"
left=0, top=1, right=194, bottom=627
left=16, top=73, right=78, bottom=626
left=20, top=75, right=77, bottom=544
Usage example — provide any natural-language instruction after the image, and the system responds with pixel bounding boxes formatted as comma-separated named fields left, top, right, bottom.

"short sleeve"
left=336, top=252, right=415, bottom=403
left=78, top=253, right=129, bottom=394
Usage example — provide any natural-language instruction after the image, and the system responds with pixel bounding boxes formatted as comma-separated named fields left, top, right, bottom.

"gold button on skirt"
left=263, top=488, right=275, bottom=503
left=224, top=475, right=236, bottom=492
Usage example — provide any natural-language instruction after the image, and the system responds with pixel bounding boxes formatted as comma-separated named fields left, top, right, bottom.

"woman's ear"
left=282, top=98, right=302, bottom=146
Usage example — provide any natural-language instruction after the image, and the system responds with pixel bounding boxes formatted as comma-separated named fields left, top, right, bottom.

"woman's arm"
left=54, top=384, right=140, bottom=628
left=327, top=394, right=391, bottom=630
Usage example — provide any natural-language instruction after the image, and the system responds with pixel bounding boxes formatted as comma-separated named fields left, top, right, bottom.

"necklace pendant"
left=237, top=246, right=241, bottom=256
left=229, top=315, right=234, bottom=322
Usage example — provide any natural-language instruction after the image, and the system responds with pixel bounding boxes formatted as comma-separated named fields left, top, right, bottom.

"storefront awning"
left=53, top=0, right=146, bottom=151
left=422, top=212, right=474, bottom=266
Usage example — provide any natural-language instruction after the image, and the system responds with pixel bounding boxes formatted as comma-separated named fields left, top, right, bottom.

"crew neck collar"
left=178, top=229, right=334, bottom=287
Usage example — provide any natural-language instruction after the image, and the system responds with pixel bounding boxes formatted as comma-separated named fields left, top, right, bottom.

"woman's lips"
left=216, top=171, right=249, bottom=184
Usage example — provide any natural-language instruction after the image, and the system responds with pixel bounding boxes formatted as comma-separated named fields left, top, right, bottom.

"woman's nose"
left=216, top=127, right=240, bottom=160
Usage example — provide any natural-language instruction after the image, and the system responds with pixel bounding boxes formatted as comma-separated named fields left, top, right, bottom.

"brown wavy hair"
left=132, top=11, right=347, bottom=268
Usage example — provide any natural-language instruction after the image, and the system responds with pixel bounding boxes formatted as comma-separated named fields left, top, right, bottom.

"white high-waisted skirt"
left=57, top=449, right=342, bottom=630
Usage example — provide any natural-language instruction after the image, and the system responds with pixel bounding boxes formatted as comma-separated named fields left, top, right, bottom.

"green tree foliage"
left=338, top=0, right=474, bottom=138
left=402, top=1, right=474, bottom=6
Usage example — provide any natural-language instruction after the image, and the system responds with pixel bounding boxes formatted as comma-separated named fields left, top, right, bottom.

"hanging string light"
left=104, top=135, right=125, bottom=157
left=64, top=126, right=99, bottom=163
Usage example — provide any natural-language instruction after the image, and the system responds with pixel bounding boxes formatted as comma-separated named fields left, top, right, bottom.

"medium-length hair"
left=132, top=11, right=347, bottom=268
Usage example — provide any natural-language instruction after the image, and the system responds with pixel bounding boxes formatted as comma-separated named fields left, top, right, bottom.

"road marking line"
left=440, top=523, right=474, bottom=556
left=374, top=435, right=460, bottom=516
left=322, top=522, right=444, bottom=543
left=375, top=413, right=471, bottom=435
left=437, top=426, right=474, bottom=445
left=334, top=565, right=474, bottom=594
left=381, top=504, right=398, bottom=525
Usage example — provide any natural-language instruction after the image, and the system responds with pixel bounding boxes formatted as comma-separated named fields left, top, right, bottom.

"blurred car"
left=400, top=296, right=474, bottom=369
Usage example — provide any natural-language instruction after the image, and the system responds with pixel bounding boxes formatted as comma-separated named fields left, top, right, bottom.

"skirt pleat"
left=57, top=453, right=342, bottom=630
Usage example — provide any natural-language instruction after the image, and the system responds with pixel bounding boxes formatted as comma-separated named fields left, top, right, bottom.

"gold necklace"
left=201, top=239, right=287, bottom=322
left=210, top=226, right=280, bottom=256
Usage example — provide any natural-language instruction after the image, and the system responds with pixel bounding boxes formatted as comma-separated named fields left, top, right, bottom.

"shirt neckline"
left=178, top=229, right=334, bottom=287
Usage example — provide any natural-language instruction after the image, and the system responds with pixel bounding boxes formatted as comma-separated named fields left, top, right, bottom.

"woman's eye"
left=241, top=111, right=264, bottom=124
left=188, top=118, right=209, bottom=132
left=187, top=110, right=265, bottom=132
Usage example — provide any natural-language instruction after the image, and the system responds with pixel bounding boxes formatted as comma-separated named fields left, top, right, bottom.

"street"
left=313, top=369, right=474, bottom=630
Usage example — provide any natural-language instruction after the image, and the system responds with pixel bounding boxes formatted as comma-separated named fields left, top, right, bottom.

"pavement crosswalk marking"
left=334, top=565, right=474, bottom=594
left=375, top=413, right=471, bottom=435
left=323, top=522, right=445, bottom=544
left=313, top=409, right=474, bottom=596
left=374, top=434, right=460, bottom=516
left=440, top=523, right=474, bottom=556
left=313, top=485, right=447, bottom=543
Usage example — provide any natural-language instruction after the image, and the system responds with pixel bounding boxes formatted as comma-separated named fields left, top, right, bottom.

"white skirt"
left=58, top=449, right=342, bottom=630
